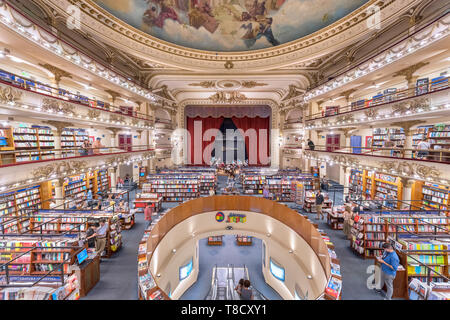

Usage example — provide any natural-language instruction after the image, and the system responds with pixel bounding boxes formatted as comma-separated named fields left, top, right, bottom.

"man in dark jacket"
left=315, top=191, right=325, bottom=220
left=307, top=139, right=315, bottom=150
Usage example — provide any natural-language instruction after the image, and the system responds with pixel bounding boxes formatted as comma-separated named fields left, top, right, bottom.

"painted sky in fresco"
left=95, top=0, right=369, bottom=52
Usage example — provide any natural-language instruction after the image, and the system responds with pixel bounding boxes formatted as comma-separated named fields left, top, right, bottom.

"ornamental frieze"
left=0, top=85, right=22, bottom=104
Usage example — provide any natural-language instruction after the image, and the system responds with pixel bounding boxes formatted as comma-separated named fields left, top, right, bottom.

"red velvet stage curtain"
left=231, top=117, right=270, bottom=166
left=187, top=117, right=224, bottom=165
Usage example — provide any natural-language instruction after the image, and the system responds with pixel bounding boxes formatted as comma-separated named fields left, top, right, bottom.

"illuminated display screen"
left=269, top=258, right=285, bottom=282
left=179, top=258, right=193, bottom=281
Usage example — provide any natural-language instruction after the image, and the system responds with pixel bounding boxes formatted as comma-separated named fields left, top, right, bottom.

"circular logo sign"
left=215, top=212, right=225, bottom=223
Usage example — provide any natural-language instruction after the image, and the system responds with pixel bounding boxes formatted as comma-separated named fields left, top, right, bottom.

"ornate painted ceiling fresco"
left=94, top=0, right=369, bottom=52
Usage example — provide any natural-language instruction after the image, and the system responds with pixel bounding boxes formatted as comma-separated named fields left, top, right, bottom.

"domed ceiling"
left=94, top=0, right=369, bottom=52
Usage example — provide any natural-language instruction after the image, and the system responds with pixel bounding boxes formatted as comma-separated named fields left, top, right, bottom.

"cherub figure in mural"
left=189, top=0, right=219, bottom=33
left=241, top=16, right=279, bottom=47
left=143, top=0, right=180, bottom=28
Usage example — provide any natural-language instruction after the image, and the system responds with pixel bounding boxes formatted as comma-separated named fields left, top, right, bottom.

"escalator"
left=205, top=264, right=267, bottom=300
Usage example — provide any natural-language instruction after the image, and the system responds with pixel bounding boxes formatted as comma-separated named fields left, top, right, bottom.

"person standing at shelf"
left=80, top=139, right=90, bottom=156
left=144, top=203, right=153, bottom=222
left=95, top=219, right=109, bottom=258
left=209, top=187, right=215, bottom=196
left=85, top=224, right=97, bottom=249
left=307, top=139, right=315, bottom=151
left=262, top=184, right=270, bottom=199
left=86, top=189, right=93, bottom=208
left=375, top=242, right=400, bottom=300
left=240, top=280, right=254, bottom=300
left=416, top=138, right=430, bottom=159
left=92, top=137, right=104, bottom=155
left=342, top=207, right=352, bottom=239
left=117, top=177, right=124, bottom=188
left=315, top=190, right=325, bottom=220
left=383, top=138, right=395, bottom=157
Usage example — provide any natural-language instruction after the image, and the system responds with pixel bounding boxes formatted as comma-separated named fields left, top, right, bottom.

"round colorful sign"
left=215, top=212, right=225, bottom=223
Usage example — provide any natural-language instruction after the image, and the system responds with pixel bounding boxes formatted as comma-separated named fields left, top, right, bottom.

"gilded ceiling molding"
left=304, top=15, right=449, bottom=101
left=39, top=0, right=415, bottom=71
left=188, top=81, right=216, bottom=89
left=241, top=81, right=268, bottom=89
left=209, top=92, right=247, bottom=104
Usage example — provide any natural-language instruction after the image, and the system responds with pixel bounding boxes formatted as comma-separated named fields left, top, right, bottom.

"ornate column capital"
left=390, top=120, right=422, bottom=135
left=105, top=89, right=121, bottom=104
left=42, top=120, right=74, bottom=135
left=39, top=63, right=72, bottom=86
left=393, top=62, right=429, bottom=86
left=106, top=127, right=122, bottom=137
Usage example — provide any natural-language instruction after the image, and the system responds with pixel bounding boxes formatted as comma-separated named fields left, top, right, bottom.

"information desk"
left=73, top=254, right=100, bottom=297
left=374, top=258, right=408, bottom=299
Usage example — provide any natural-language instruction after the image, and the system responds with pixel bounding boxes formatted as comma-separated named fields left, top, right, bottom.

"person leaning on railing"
left=416, top=138, right=430, bottom=159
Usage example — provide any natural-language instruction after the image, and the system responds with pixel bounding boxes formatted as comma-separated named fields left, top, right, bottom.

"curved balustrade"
left=305, top=145, right=450, bottom=163
left=306, top=82, right=450, bottom=122
left=143, top=196, right=332, bottom=300
left=0, top=70, right=152, bottom=122
left=0, top=145, right=154, bottom=168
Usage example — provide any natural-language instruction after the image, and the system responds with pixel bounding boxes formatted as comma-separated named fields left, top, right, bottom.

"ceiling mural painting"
left=94, top=0, right=369, bottom=52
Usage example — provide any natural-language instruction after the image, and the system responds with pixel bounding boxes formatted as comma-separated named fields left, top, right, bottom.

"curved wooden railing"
left=143, top=195, right=331, bottom=299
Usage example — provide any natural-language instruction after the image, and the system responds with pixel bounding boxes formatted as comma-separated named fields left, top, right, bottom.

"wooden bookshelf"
left=397, top=239, right=450, bottom=297
left=0, top=239, right=79, bottom=277
left=373, top=173, right=403, bottom=209
left=0, top=127, right=15, bottom=165
left=350, top=214, right=448, bottom=259
left=420, top=182, right=449, bottom=213
left=143, top=175, right=199, bottom=202
left=13, top=126, right=55, bottom=163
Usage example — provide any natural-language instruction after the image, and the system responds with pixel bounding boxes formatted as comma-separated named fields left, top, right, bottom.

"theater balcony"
left=0, top=146, right=155, bottom=190
left=302, top=147, right=450, bottom=186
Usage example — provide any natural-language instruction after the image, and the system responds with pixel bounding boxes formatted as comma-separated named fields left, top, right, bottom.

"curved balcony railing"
left=305, top=81, right=450, bottom=122
left=0, top=145, right=154, bottom=168
left=0, top=69, right=153, bottom=122
left=305, top=145, right=450, bottom=164
left=143, top=196, right=332, bottom=300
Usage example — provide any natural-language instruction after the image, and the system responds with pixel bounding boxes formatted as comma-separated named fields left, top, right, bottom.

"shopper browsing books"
left=416, top=138, right=430, bottom=159
left=375, top=242, right=400, bottom=300
left=315, top=191, right=325, bottom=220
left=91, top=219, right=109, bottom=258
left=92, top=137, right=104, bottom=155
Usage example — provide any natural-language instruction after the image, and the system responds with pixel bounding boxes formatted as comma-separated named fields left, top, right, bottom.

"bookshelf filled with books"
left=397, top=239, right=450, bottom=291
left=421, top=182, right=449, bottom=213
left=350, top=214, right=449, bottom=259
left=28, top=210, right=122, bottom=258
left=373, top=173, right=403, bottom=209
left=0, top=238, right=78, bottom=277
left=349, top=169, right=363, bottom=197
left=143, top=175, right=199, bottom=202
left=0, top=126, right=15, bottom=165
left=96, top=170, right=109, bottom=193
left=12, top=126, right=55, bottom=162
left=133, top=193, right=162, bottom=214
left=0, top=185, right=46, bottom=233
left=61, top=129, right=89, bottom=157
